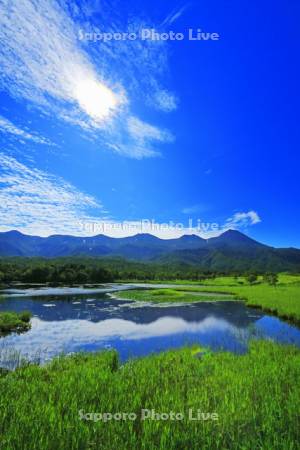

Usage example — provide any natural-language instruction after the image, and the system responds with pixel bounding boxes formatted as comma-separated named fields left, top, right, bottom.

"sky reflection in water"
left=0, top=286, right=300, bottom=365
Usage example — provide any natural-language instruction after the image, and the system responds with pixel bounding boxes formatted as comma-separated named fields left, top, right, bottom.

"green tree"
left=247, top=273, right=258, bottom=285
left=264, top=273, right=278, bottom=286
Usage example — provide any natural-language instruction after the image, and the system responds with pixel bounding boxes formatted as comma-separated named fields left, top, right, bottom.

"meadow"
left=118, top=274, right=300, bottom=324
left=0, top=274, right=300, bottom=449
left=0, top=340, right=299, bottom=450
left=115, top=288, right=235, bottom=303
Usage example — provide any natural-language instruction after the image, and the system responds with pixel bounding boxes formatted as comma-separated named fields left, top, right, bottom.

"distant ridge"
left=0, top=229, right=299, bottom=271
left=0, top=230, right=207, bottom=259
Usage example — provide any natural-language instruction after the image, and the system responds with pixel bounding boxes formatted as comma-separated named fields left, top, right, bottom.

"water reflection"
left=0, top=287, right=300, bottom=366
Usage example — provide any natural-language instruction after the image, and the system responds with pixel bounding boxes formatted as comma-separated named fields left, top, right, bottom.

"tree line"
left=0, top=257, right=285, bottom=285
left=0, top=257, right=219, bottom=284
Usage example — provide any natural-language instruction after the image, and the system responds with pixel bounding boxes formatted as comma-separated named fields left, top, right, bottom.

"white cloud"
left=103, top=116, right=174, bottom=159
left=0, top=0, right=176, bottom=158
left=0, top=156, right=262, bottom=239
left=225, top=211, right=261, bottom=229
left=0, top=153, right=105, bottom=236
left=78, top=209, right=261, bottom=240
left=148, top=89, right=178, bottom=112
left=75, top=6, right=177, bottom=113
left=0, top=115, right=53, bottom=146
left=127, top=117, right=174, bottom=144
left=0, top=0, right=124, bottom=125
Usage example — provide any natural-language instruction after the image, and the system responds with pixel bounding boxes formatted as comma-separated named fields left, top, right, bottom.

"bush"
left=0, top=311, right=32, bottom=333
left=18, top=311, right=31, bottom=323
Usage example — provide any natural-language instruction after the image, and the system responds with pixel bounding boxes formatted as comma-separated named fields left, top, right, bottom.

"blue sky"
left=0, top=0, right=299, bottom=247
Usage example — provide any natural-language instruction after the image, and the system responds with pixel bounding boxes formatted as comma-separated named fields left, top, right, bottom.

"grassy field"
left=1, top=275, right=299, bottom=449
left=115, top=288, right=235, bottom=303
left=0, top=311, right=31, bottom=334
left=172, top=284, right=300, bottom=324
left=0, top=341, right=299, bottom=450
left=118, top=275, right=300, bottom=324
left=134, top=273, right=300, bottom=287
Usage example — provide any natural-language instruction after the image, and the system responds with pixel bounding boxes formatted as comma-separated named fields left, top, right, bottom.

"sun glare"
left=74, top=79, right=118, bottom=121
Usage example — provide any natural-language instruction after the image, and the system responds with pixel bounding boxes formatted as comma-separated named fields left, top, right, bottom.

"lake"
left=1, top=284, right=300, bottom=368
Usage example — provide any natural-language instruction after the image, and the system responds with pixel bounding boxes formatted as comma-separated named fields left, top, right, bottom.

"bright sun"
left=74, top=79, right=118, bottom=121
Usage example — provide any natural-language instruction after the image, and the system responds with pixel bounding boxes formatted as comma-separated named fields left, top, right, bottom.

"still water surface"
left=1, top=285, right=300, bottom=366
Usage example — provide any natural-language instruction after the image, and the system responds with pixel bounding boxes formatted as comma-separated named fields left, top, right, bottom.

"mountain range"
left=0, top=229, right=299, bottom=272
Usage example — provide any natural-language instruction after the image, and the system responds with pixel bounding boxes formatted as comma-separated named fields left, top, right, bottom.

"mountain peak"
left=178, top=234, right=205, bottom=241
left=4, top=230, right=26, bottom=238
left=221, top=229, right=247, bottom=237
left=130, top=233, right=161, bottom=241
left=208, top=229, right=266, bottom=248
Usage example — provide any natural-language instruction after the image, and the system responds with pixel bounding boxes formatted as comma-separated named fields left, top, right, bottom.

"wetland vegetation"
left=0, top=341, right=299, bottom=450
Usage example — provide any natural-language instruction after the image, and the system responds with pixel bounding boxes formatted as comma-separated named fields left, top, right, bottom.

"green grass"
left=0, top=341, right=299, bottom=449
left=117, top=276, right=300, bottom=323
left=226, top=285, right=300, bottom=323
left=1, top=277, right=299, bottom=448
left=0, top=311, right=31, bottom=334
left=115, top=288, right=234, bottom=303
left=129, top=276, right=247, bottom=286
left=172, top=284, right=300, bottom=324
left=131, top=274, right=300, bottom=287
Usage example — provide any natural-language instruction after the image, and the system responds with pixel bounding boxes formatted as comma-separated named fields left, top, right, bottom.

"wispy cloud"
left=0, top=0, right=176, bottom=158
left=102, top=116, right=174, bottom=159
left=128, top=116, right=174, bottom=145
left=78, top=210, right=262, bottom=239
left=149, top=89, right=178, bottom=112
left=0, top=153, right=105, bottom=236
left=0, top=0, right=124, bottom=124
left=0, top=156, right=262, bottom=240
left=161, top=2, right=192, bottom=27
left=0, top=115, right=53, bottom=146
left=75, top=1, right=178, bottom=113
left=224, top=211, right=261, bottom=229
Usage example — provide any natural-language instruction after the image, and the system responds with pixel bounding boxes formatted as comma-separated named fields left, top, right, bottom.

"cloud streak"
left=0, top=153, right=261, bottom=238
left=78, top=210, right=261, bottom=239
left=161, top=2, right=192, bottom=27
left=0, top=0, right=176, bottom=158
left=225, top=211, right=261, bottom=229
left=0, top=0, right=123, bottom=124
left=0, top=115, right=53, bottom=146
left=0, top=153, right=105, bottom=236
